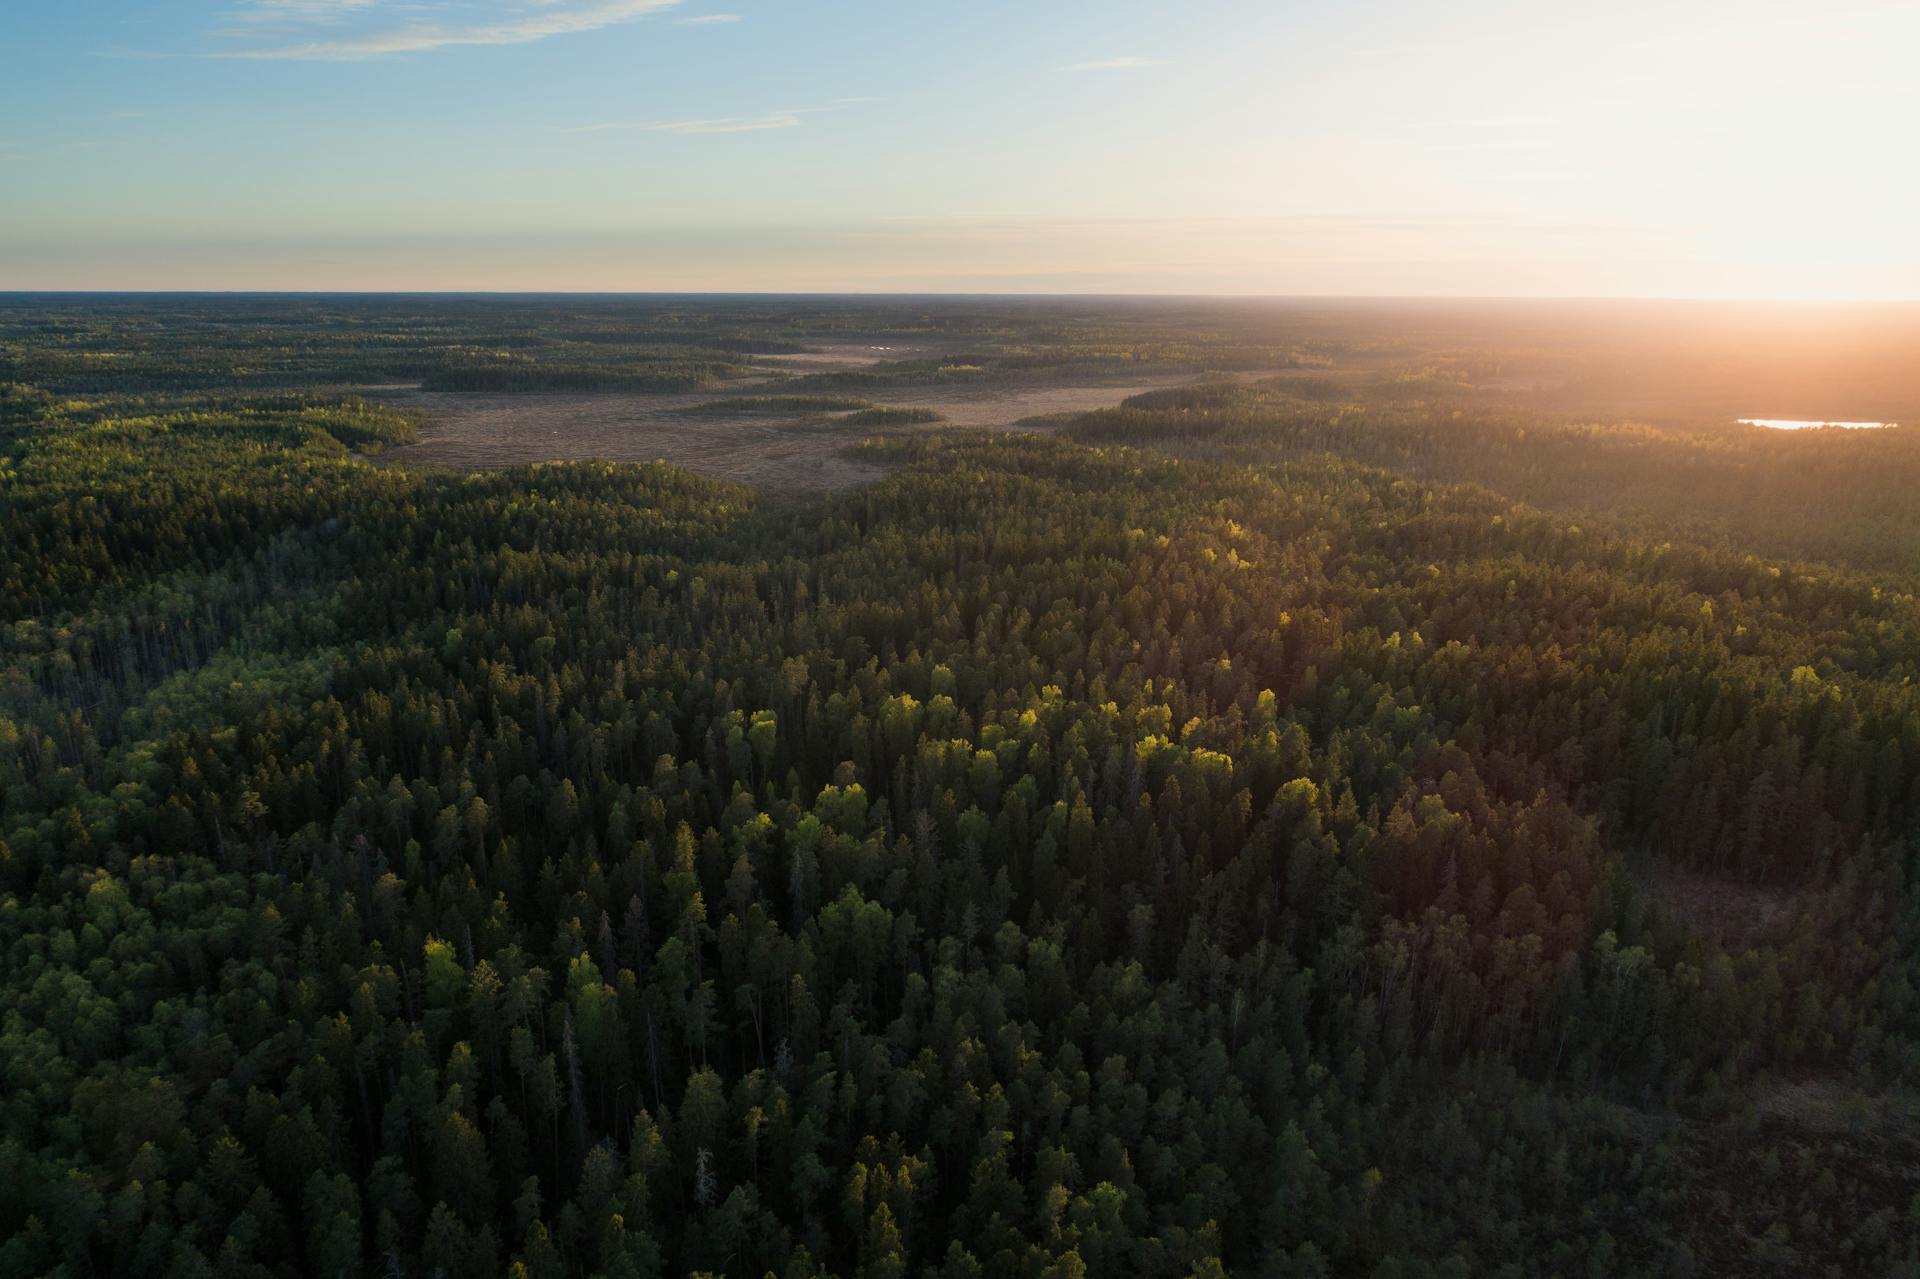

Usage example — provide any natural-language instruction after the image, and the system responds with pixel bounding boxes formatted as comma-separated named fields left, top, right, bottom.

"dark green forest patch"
left=2, top=297, right=1918, bottom=1278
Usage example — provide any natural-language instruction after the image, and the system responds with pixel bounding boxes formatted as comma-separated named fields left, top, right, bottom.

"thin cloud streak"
left=1060, top=55, right=1167, bottom=71
left=559, top=99, right=868, bottom=135
left=232, top=0, right=383, bottom=22
left=218, top=0, right=682, bottom=60
left=561, top=110, right=802, bottom=134
left=677, top=13, right=741, bottom=24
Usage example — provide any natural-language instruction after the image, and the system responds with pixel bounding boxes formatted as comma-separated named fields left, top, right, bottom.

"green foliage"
left=1068, top=381, right=1920, bottom=577
left=838, top=406, right=944, bottom=428
left=2, top=299, right=1918, bottom=1278
left=0, top=296, right=810, bottom=394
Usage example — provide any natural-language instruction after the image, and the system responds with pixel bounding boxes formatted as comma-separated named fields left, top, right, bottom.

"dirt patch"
left=872, top=379, right=1194, bottom=429
left=369, top=373, right=1217, bottom=495
left=747, top=340, right=965, bottom=375
left=370, top=389, right=885, bottom=495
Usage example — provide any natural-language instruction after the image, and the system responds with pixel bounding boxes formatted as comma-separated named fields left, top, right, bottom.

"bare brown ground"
left=749, top=340, right=962, bottom=371
left=371, top=371, right=1219, bottom=495
left=373, top=389, right=886, bottom=495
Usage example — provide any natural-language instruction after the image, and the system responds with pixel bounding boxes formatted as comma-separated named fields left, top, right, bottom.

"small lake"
left=1739, top=418, right=1896, bottom=431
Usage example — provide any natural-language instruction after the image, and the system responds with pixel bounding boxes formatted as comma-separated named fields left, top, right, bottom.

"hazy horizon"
left=6, top=0, right=1918, bottom=298
left=9, top=292, right=1920, bottom=308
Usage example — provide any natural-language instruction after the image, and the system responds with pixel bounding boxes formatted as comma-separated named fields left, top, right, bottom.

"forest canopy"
left=1, top=296, right=1918, bottom=1278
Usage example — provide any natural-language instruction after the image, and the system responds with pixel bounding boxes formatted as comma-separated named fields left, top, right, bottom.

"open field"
left=747, top=339, right=964, bottom=371
left=373, top=387, right=890, bottom=491
left=371, top=371, right=1231, bottom=490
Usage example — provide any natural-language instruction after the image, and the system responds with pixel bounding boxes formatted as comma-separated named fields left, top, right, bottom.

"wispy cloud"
left=234, top=0, right=383, bottom=21
left=677, top=13, right=740, bottom=24
left=219, top=0, right=682, bottom=60
left=559, top=98, right=871, bottom=135
left=1060, top=55, right=1167, bottom=72
left=562, top=109, right=802, bottom=134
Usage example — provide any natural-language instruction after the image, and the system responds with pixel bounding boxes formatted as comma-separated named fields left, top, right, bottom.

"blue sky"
left=3, top=0, right=1917, bottom=295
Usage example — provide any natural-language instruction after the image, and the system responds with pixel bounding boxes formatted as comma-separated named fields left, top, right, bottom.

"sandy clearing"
left=747, top=340, right=955, bottom=373
left=372, top=389, right=884, bottom=495
left=370, top=371, right=1217, bottom=494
